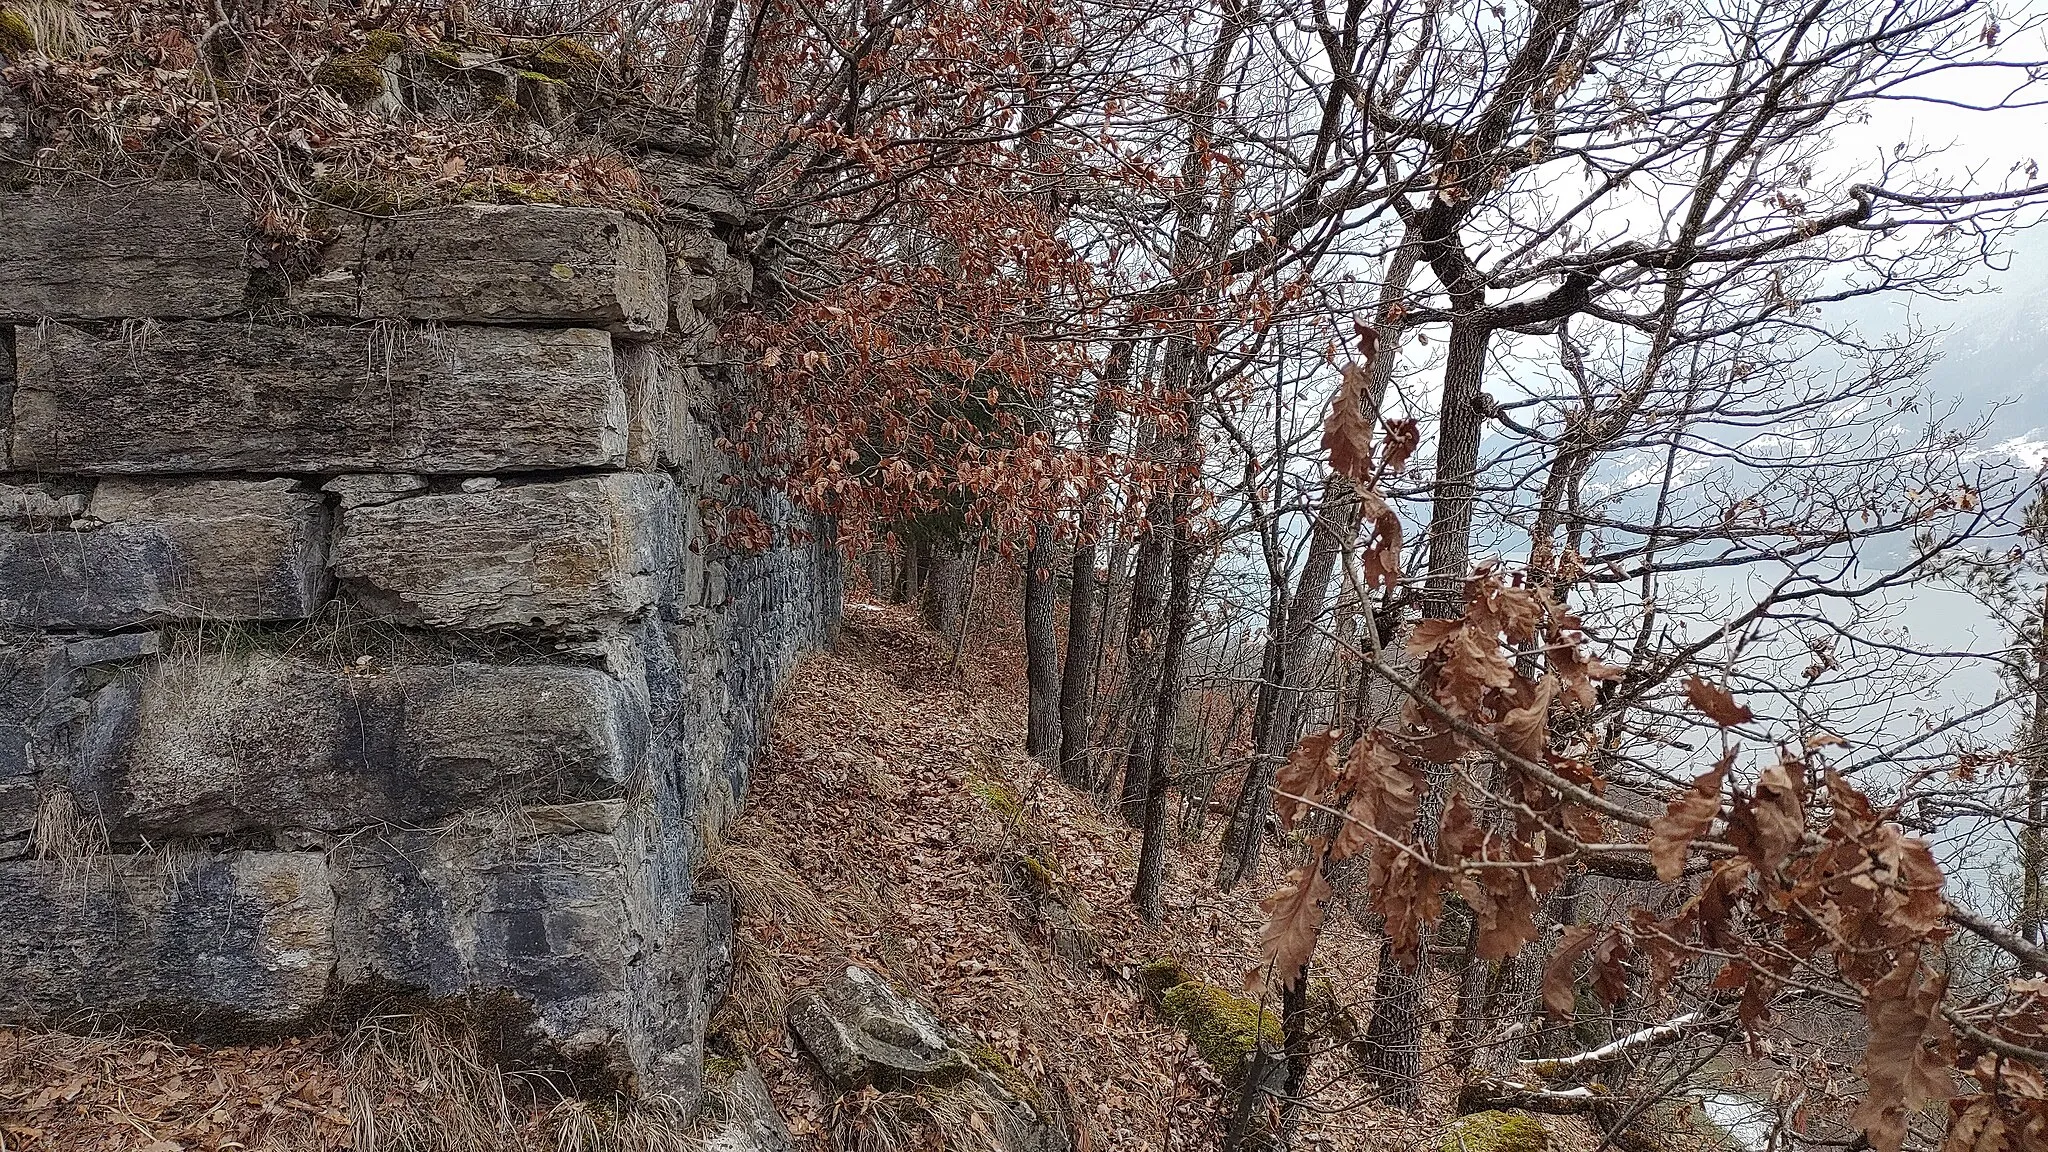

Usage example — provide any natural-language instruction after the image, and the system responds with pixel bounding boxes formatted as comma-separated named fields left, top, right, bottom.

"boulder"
left=692, top=1048, right=795, bottom=1152
left=787, top=967, right=1067, bottom=1152
left=8, top=321, right=625, bottom=474
left=78, top=654, right=642, bottom=839
left=293, top=204, right=668, bottom=337
left=0, top=851, right=335, bottom=1030
left=788, top=965, right=973, bottom=1090
left=0, top=478, right=328, bottom=629
left=331, top=474, right=674, bottom=631
left=0, top=182, right=253, bottom=321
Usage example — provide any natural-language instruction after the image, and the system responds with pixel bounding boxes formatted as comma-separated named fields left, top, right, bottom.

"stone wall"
left=0, top=180, right=839, bottom=1103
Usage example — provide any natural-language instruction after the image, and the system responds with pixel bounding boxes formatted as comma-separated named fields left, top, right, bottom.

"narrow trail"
left=711, top=595, right=1458, bottom=1151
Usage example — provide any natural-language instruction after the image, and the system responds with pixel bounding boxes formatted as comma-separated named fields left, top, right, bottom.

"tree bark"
left=1134, top=494, right=1197, bottom=921
left=1059, top=343, right=1130, bottom=789
left=1023, top=523, right=1061, bottom=765
left=1117, top=479, right=1175, bottom=825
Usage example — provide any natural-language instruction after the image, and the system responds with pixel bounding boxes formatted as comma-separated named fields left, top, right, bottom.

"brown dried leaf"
left=1651, top=754, right=1730, bottom=882
left=1379, top=418, right=1420, bottom=474
left=1359, top=489, right=1404, bottom=592
left=1257, top=859, right=1333, bottom=988
left=1735, top=757, right=1805, bottom=872
left=1685, top=677, right=1754, bottom=727
left=1496, top=674, right=1557, bottom=763
left=1542, top=925, right=1598, bottom=1018
left=1854, top=954, right=1956, bottom=1152
left=1274, top=729, right=1342, bottom=830
left=1323, top=363, right=1376, bottom=482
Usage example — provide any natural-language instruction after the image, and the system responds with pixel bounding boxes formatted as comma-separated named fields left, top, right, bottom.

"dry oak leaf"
left=1274, top=728, right=1342, bottom=830
left=1542, top=924, right=1599, bottom=1018
left=1331, top=732, right=1408, bottom=860
left=1685, top=677, right=1754, bottom=727
left=1255, top=856, right=1333, bottom=990
left=1380, top=417, right=1420, bottom=474
left=1323, top=363, right=1376, bottom=482
left=1732, top=757, right=1805, bottom=873
left=1651, top=754, right=1731, bottom=882
left=1854, top=954, right=1955, bottom=1152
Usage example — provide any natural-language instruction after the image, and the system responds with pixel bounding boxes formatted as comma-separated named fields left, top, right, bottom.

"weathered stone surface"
left=293, top=204, right=667, bottom=336
left=322, top=473, right=427, bottom=509
left=0, top=182, right=253, bottom=320
left=9, top=322, right=625, bottom=474
left=788, top=966, right=974, bottom=1090
left=79, top=655, right=642, bottom=839
left=691, top=1049, right=794, bottom=1152
left=786, top=966, right=1065, bottom=1152
left=0, top=479, right=85, bottom=520
left=0, top=851, right=334, bottom=1028
left=0, top=479, right=328, bottom=629
left=331, top=823, right=654, bottom=1084
left=0, top=633, right=52, bottom=860
left=331, top=475, right=674, bottom=631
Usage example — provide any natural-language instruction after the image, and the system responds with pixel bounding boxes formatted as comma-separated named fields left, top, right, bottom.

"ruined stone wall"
left=0, top=179, right=839, bottom=1102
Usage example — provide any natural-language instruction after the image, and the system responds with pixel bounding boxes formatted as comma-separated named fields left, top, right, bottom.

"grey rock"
left=458, top=476, right=499, bottom=493
left=64, top=631, right=163, bottom=668
left=787, top=965, right=973, bottom=1090
left=322, top=473, right=428, bottom=509
left=692, top=1050, right=794, bottom=1152
left=0, top=182, right=253, bottom=321
left=0, top=481, right=86, bottom=521
left=80, top=654, right=641, bottom=839
left=0, top=478, right=328, bottom=629
left=330, top=820, right=695, bottom=1095
left=331, top=474, right=675, bottom=631
left=9, top=321, right=625, bottom=474
left=0, top=851, right=335, bottom=1029
left=293, top=203, right=668, bottom=337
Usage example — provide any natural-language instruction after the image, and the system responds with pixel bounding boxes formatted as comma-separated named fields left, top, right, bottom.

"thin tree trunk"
left=2026, top=579, right=2048, bottom=944
left=1023, top=523, right=1061, bottom=765
left=1059, top=343, right=1130, bottom=789
left=1117, top=484, right=1175, bottom=825
left=1135, top=494, right=1198, bottom=921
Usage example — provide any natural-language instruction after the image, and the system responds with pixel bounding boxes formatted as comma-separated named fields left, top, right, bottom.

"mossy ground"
left=1158, top=980, right=1283, bottom=1081
left=1442, top=1111, right=1551, bottom=1152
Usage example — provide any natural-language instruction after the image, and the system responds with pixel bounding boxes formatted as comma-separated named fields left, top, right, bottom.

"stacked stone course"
left=0, top=179, right=838, bottom=1103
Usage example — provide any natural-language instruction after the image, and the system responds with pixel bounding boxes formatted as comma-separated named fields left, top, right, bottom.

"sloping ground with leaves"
left=706, top=589, right=1622, bottom=1152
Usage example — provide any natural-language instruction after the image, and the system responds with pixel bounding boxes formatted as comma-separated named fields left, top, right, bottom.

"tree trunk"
left=1059, top=343, right=1130, bottom=789
left=1117, top=485, right=1174, bottom=825
left=1135, top=496, right=1198, bottom=921
left=1023, top=524, right=1061, bottom=765
left=2026, top=579, right=2048, bottom=945
left=920, top=536, right=967, bottom=636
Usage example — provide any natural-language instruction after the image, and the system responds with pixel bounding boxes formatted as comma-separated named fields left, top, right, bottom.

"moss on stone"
left=1441, top=1110, right=1551, bottom=1152
left=1158, top=981, right=1282, bottom=1081
left=0, top=7, right=37, bottom=54
left=702, top=1053, right=745, bottom=1082
left=523, top=36, right=604, bottom=83
left=1138, top=957, right=1193, bottom=1000
left=313, top=31, right=407, bottom=105
left=967, top=1044, right=1046, bottom=1111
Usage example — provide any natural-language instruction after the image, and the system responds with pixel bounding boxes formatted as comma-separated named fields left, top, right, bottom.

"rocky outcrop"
left=789, top=967, right=1068, bottom=1152
left=0, top=179, right=840, bottom=1110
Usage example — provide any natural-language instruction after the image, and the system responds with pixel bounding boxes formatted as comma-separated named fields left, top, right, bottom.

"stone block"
left=332, top=474, right=674, bottom=631
left=293, top=204, right=667, bottom=336
left=0, top=181, right=253, bottom=320
left=331, top=824, right=644, bottom=1081
left=0, top=479, right=328, bottom=629
left=9, top=321, right=625, bottom=474
left=0, top=851, right=335, bottom=1029
left=79, top=655, right=644, bottom=839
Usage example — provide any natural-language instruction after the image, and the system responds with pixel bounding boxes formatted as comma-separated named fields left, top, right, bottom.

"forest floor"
left=709, top=588, right=1597, bottom=1152
left=0, top=587, right=1652, bottom=1152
